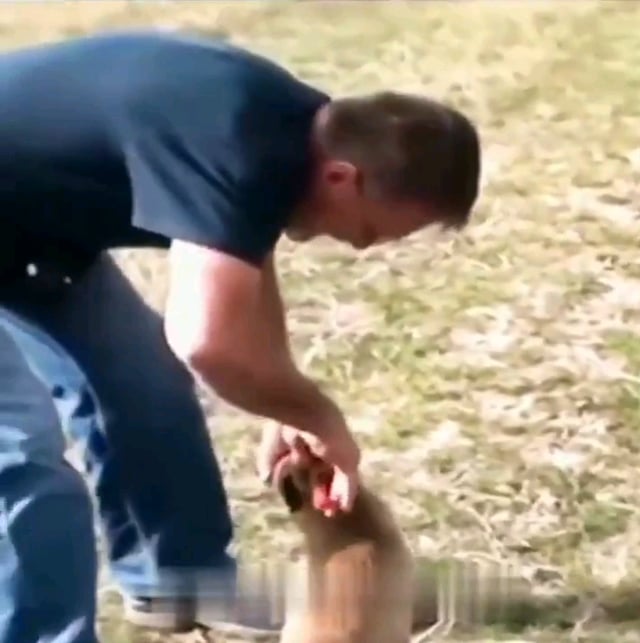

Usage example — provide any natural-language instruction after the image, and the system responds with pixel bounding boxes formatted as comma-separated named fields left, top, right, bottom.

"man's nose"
left=373, top=234, right=395, bottom=246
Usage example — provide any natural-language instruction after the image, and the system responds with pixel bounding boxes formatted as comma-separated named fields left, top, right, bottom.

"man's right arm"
left=164, top=239, right=346, bottom=439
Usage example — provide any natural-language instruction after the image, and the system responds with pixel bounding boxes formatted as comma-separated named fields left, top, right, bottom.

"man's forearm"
left=179, top=250, right=344, bottom=436
left=193, top=353, right=343, bottom=437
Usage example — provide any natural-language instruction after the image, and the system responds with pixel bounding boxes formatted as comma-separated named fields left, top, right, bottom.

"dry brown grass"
left=5, top=1, right=640, bottom=641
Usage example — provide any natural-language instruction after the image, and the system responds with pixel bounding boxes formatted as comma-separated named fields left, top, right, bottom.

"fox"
left=273, top=455, right=414, bottom=643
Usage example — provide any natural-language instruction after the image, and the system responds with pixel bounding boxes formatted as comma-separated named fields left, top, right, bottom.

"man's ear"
left=322, top=159, right=361, bottom=194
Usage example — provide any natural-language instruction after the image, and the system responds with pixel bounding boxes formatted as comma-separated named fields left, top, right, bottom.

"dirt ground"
left=5, top=1, right=640, bottom=641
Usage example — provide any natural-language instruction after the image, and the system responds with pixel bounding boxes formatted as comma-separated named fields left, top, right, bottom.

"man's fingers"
left=282, top=427, right=327, bottom=459
left=289, top=436, right=313, bottom=467
left=257, top=423, right=287, bottom=484
left=280, top=425, right=299, bottom=446
left=329, top=469, right=358, bottom=513
left=258, top=425, right=323, bottom=486
left=271, top=451, right=294, bottom=489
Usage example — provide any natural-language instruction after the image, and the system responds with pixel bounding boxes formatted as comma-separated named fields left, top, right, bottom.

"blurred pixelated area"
left=4, top=1, right=640, bottom=640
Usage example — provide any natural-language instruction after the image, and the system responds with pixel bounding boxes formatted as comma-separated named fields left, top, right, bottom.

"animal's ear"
left=273, top=452, right=305, bottom=513
left=281, top=474, right=305, bottom=513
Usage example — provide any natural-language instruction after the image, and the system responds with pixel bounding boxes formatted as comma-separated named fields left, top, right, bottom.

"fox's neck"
left=295, top=485, right=404, bottom=555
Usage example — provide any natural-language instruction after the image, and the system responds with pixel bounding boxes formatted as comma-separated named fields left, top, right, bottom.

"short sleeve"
left=116, top=93, right=290, bottom=267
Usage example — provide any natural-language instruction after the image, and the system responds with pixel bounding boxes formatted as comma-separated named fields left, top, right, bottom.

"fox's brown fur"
left=276, top=463, right=414, bottom=643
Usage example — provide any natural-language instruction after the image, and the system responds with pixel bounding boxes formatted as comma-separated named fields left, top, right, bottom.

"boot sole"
left=123, top=607, right=280, bottom=637
left=123, top=603, right=196, bottom=632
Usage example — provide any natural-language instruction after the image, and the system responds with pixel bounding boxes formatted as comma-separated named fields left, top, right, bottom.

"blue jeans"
left=0, top=253, right=234, bottom=643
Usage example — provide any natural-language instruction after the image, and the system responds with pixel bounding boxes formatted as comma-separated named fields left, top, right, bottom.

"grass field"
left=5, top=1, right=640, bottom=641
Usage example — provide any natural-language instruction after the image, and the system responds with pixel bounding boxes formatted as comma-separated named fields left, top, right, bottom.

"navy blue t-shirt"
left=0, top=31, right=329, bottom=267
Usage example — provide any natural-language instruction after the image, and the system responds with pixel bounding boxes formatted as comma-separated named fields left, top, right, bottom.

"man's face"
left=320, top=197, right=431, bottom=250
left=288, top=159, right=434, bottom=249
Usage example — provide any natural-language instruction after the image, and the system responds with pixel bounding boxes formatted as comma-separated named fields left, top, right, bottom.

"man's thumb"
left=256, top=424, right=285, bottom=484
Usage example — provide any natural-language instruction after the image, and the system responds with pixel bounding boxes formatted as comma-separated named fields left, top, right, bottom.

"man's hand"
left=257, top=423, right=360, bottom=515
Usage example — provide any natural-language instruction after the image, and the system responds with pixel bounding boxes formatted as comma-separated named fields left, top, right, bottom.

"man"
left=0, top=30, right=480, bottom=643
